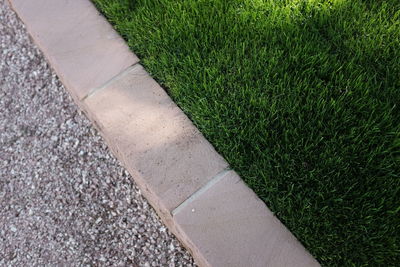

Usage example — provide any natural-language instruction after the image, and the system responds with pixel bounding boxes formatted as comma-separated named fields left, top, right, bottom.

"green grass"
left=92, top=0, right=400, bottom=265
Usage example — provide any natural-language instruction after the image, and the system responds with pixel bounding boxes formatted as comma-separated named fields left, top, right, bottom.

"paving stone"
left=83, top=64, right=229, bottom=213
left=173, top=170, right=320, bottom=267
left=8, top=0, right=138, bottom=100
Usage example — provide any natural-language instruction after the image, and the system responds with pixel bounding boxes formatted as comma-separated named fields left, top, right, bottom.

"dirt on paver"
left=0, top=1, right=195, bottom=266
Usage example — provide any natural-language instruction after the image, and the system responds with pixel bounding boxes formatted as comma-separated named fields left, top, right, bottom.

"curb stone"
left=8, top=0, right=320, bottom=266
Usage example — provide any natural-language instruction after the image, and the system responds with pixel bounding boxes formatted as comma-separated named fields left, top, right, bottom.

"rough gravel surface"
left=0, top=1, right=195, bottom=266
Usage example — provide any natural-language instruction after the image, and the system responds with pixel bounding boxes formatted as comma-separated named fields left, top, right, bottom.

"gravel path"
left=0, top=1, right=195, bottom=266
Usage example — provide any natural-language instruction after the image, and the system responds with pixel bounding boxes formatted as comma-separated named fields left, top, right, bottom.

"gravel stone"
left=0, top=1, right=195, bottom=266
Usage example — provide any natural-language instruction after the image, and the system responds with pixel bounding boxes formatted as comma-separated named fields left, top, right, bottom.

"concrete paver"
left=174, top=171, right=319, bottom=267
left=8, top=0, right=138, bottom=101
left=83, top=64, right=229, bottom=213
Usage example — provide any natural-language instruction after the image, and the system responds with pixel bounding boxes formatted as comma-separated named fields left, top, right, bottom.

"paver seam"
left=171, top=168, right=231, bottom=216
left=81, top=62, right=142, bottom=101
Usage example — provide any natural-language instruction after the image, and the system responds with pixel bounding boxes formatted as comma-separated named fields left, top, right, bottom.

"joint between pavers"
left=171, top=167, right=231, bottom=216
left=81, top=62, right=141, bottom=101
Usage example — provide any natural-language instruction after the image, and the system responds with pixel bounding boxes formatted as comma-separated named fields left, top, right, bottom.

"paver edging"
left=8, top=0, right=320, bottom=266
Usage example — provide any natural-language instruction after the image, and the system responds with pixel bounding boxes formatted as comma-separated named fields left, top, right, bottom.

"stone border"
left=8, top=0, right=320, bottom=266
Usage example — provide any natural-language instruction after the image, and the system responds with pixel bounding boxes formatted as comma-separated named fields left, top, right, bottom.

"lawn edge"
left=8, top=0, right=320, bottom=266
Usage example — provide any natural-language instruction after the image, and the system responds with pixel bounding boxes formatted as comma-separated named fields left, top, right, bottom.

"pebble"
left=0, top=1, right=195, bottom=266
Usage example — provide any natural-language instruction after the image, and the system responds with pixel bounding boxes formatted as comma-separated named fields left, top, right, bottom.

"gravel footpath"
left=0, top=1, right=195, bottom=266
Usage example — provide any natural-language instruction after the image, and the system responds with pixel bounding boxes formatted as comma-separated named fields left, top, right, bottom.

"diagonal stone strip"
left=8, top=0, right=321, bottom=266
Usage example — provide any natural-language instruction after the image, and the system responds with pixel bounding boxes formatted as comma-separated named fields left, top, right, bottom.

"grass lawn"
left=92, top=0, right=400, bottom=265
